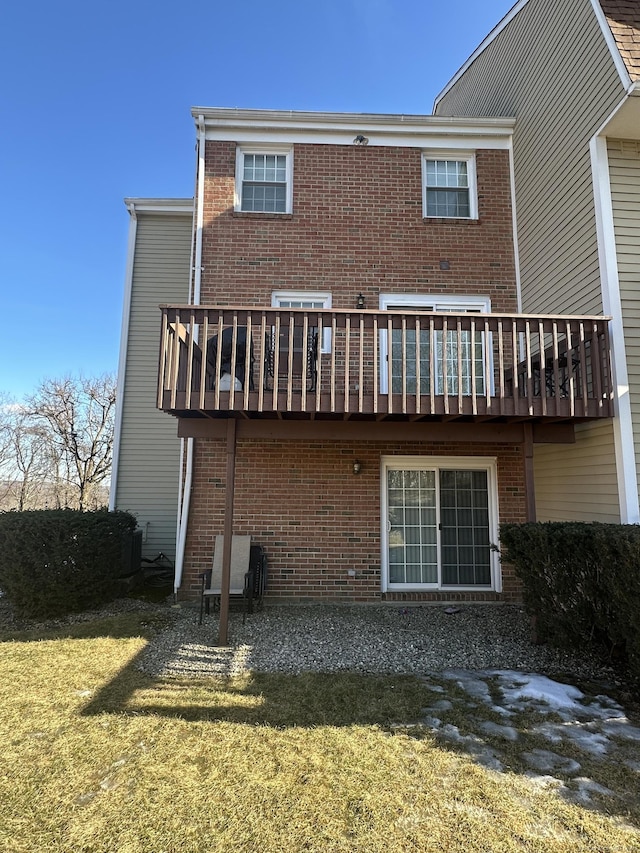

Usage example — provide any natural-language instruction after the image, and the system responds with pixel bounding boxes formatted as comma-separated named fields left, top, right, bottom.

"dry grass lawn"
left=1, top=612, right=640, bottom=852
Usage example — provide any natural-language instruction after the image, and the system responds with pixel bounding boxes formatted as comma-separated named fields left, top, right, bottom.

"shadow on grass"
left=80, top=642, right=428, bottom=727
left=76, top=643, right=640, bottom=829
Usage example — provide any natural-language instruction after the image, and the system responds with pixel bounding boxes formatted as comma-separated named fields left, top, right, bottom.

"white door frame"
left=378, top=293, right=492, bottom=394
left=380, top=455, right=501, bottom=593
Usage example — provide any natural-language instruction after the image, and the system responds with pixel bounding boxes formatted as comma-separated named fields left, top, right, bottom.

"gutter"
left=174, top=114, right=206, bottom=594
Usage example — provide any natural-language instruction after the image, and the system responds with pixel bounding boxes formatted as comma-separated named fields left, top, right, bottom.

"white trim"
left=271, top=290, right=332, bottom=353
left=508, top=141, right=523, bottom=312
left=378, top=293, right=492, bottom=395
left=174, top=117, right=206, bottom=592
left=589, top=0, right=634, bottom=91
left=235, top=145, right=293, bottom=214
left=590, top=135, right=640, bottom=523
left=422, top=150, right=478, bottom=219
left=122, top=198, right=194, bottom=214
left=193, top=107, right=515, bottom=141
left=380, top=455, right=500, bottom=593
left=434, top=0, right=531, bottom=110
left=109, top=202, right=138, bottom=512
left=210, top=128, right=511, bottom=150
left=379, top=294, right=492, bottom=311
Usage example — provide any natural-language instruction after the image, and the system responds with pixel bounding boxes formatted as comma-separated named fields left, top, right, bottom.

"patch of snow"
left=532, top=721, right=610, bottom=757
left=478, top=720, right=519, bottom=741
left=427, top=699, right=453, bottom=713
left=522, top=749, right=581, bottom=775
left=566, top=777, right=615, bottom=806
left=437, top=723, right=504, bottom=770
left=601, top=720, right=640, bottom=742
left=561, top=725, right=610, bottom=757
left=491, top=671, right=584, bottom=712
left=523, top=772, right=564, bottom=790
left=442, top=669, right=494, bottom=705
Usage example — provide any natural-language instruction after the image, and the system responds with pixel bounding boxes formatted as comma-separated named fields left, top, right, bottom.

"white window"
left=272, top=291, right=332, bottom=353
left=379, top=294, right=491, bottom=395
left=422, top=152, right=477, bottom=219
left=235, top=147, right=293, bottom=213
left=382, top=456, right=500, bottom=592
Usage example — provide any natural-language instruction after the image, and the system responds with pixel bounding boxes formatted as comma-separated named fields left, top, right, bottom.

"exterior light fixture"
left=356, top=293, right=365, bottom=309
left=353, top=135, right=369, bottom=145
left=353, top=460, right=362, bottom=475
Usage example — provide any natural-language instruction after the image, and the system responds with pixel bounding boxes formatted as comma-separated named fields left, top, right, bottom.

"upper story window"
left=422, top=152, right=477, bottom=219
left=272, top=290, right=332, bottom=353
left=235, top=147, right=293, bottom=213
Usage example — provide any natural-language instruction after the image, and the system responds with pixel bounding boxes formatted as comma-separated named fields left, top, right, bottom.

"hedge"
left=500, top=521, right=640, bottom=680
left=0, top=509, right=138, bottom=618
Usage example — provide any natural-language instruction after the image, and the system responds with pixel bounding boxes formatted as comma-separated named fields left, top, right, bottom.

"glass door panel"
left=439, top=469, right=491, bottom=585
left=387, top=469, right=437, bottom=585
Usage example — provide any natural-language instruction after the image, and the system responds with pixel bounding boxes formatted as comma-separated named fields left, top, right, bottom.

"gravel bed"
left=0, top=596, right=619, bottom=683
left=134, top=602, right=620, bottom=682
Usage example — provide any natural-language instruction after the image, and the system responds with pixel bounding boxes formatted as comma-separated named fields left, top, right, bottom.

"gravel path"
left=136, top=602, right=620, bottom=682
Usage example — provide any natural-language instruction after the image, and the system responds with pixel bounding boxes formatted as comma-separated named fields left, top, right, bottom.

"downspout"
left=109, top=201, right=138, bottom=511
left=174, top=114, right=206, bottom=594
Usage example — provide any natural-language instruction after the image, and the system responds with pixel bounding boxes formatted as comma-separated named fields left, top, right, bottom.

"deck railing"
left=158, top=305, right=613, bottom=420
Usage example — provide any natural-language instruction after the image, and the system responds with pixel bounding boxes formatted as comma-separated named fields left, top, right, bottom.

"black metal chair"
left=199, top=536, right=267, bottom=625
left=206, top=327, right=255, bottom=391
left=265, top=327, right=319, bottom=392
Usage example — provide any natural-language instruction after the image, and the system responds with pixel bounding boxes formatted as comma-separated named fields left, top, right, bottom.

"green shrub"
left=0, top=509, right=137, bottom=618
left=500, top=521, right=640, bottom=680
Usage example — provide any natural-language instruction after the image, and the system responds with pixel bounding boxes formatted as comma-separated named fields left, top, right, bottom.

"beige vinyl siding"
left=113, top=210, right=192, bottom=558
left=534, top=421, right=619, bottom=522
left=609, top=139, right=640, bottom=502
left=436, top=0, right=625, bottom=318
left=436, top=0, right=624, bottom=520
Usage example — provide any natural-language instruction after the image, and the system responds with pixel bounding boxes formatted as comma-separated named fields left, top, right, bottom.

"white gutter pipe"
left=174, top=114, right=206, bottom=594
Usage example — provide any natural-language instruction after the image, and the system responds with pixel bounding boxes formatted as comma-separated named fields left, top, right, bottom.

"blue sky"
left=0, top=0, right=515, bottom=400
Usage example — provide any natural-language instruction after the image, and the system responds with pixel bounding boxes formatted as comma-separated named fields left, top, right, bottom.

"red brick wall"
left=200, top=142, right=518, bottom=313
left=182, top=139, right=523, bottom=603
left=182, top=438, right=525, bottom=603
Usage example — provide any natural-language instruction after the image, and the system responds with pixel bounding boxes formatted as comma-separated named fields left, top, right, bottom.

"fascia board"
left=205, top=129, right=513, bottom=149
left=124, top=198, right=194, bottom=214
left=589, top=0, right=633, bottom=91
left=192, top=107, right=514, bottom=147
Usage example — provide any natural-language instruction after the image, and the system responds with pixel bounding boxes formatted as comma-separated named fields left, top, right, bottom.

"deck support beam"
left=218, top=417, right=237, bottom=646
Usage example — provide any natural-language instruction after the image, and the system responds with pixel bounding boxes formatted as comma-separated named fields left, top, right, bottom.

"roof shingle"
left=599, top=0, right=640, bottom=80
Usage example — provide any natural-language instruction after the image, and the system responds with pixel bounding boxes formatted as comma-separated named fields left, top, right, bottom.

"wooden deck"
left=158, top=305, right=613, bottom=423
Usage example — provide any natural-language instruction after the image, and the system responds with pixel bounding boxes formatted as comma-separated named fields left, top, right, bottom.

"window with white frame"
left=379, top=294, right=491, bottom=395
left=236, top=148, right=292, bottom=213
left=272, top=291, right=332, bottom=353
left=422, top=152, right=477, bottom=219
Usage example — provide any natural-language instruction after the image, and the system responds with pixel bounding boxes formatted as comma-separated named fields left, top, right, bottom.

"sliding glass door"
left=383, top=457, right=498, bottom=591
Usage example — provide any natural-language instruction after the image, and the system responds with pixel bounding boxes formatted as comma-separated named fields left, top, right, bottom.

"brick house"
left=111, top=108, right=613, bottom=615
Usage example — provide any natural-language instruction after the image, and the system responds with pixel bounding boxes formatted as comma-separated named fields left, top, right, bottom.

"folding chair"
left=199, top=535, right=266, bottom=624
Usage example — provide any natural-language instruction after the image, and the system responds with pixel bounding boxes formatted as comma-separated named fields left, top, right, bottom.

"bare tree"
left=26, top=374, right=116, bottom=510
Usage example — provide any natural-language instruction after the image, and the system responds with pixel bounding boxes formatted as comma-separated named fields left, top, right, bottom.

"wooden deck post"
left=523, top=422, right=536, bottom=522
left=218, top=417, right=237, bottom=646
